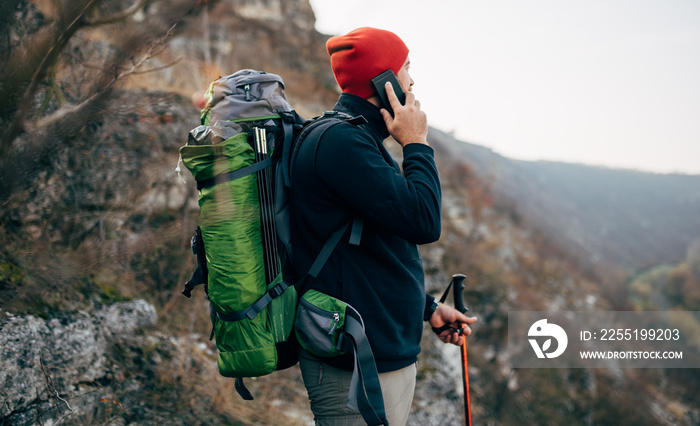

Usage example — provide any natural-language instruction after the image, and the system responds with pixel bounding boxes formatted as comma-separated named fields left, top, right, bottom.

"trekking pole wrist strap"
left=424, top=295, right=438, bottom=321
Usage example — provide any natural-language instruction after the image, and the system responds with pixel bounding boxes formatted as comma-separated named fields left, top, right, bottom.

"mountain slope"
left=430, top=127, right=700, bottom=271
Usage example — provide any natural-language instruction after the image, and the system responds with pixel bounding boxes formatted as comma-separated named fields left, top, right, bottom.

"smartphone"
left=371, top=69, right=406, bottom=117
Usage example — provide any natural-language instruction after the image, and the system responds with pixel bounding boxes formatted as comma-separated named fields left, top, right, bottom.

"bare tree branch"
left=132, top=56, right=184, bottom=74
left=25, top=23, right=178, bottom=133
left=85, top=0, right=150, bottom=27
left=1, top=0, right=101, bottom=157
left=1, top=0, right=201, bottom=165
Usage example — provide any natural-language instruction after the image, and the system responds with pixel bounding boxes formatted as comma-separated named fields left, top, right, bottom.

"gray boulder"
left=0, top=300, right=156, bottom=422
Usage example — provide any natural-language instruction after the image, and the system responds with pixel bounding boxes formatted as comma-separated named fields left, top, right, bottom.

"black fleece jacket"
left=290, top=93, right=442, bottom=372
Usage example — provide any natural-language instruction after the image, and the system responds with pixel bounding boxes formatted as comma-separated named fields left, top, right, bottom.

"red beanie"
left=326, top=27, right=409, bottom=99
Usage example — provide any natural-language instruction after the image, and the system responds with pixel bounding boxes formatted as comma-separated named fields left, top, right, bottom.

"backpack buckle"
left=190, top=233, right=199, bottom=255
left=269, top=283, right=285, bottom=299
left=279, top=110, right=295, bottom=123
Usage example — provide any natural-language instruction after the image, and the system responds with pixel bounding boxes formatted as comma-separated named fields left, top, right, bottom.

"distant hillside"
left=430, top=127, right=700, bottom=272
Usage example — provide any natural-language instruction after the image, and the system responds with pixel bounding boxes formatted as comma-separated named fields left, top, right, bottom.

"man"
left=290, top=27, right=477, bottom=425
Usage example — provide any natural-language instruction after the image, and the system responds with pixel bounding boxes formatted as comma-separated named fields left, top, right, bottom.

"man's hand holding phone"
left=379, top=81, right=428, bottom=147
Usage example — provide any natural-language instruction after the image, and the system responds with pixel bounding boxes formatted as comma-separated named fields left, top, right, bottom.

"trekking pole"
left=434, top=274, right=472, bottom=425
left=451, top=274, right=472, bottom=426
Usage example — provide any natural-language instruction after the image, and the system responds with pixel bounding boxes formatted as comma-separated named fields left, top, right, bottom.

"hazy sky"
left=308, top=0, right=700, bottom=174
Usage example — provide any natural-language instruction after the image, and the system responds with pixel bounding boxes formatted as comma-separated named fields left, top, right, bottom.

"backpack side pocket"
left=295, top=289, right=347, bottom=357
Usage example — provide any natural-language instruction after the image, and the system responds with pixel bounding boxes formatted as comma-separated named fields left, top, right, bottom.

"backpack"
left=179, top=70, right=388, bottom=425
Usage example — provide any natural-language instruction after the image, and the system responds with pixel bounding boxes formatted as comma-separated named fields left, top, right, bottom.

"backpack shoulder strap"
left=278, top=111, right=297, bottom=188
left=290, top=112, right=368, bottom=295
left=287, top=111, right=368, bottom=186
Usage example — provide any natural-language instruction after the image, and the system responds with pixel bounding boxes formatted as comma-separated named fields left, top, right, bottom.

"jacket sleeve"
left=314, top=123, right=442, bottom=244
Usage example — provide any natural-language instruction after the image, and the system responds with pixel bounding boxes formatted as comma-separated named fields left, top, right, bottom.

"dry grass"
left=149, top=323, right=313, bottom=425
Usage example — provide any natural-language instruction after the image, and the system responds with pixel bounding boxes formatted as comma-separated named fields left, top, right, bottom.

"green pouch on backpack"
left=295, top=289, right=348, bottom=358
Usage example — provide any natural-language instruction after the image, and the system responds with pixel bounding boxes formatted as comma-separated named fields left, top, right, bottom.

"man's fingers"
left=437, top=325, right=471, bottom=345
left=461, top=323, right=472, bottom=337
left=439, top=330, right=459, bottom=344
left=457, top=313, right=478, bottom=325
left=442, top=321, right=474, bottom=336
left=435, top=308, right=477, bottom=345
left=379, top=107, right=393, bottom=128
left=385, top=82, right=403, bottom=109
left=446, top=331, right=464, bottom=346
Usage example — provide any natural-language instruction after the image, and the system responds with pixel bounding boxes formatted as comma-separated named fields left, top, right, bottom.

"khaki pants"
left=299, top=349, right=416, bottom=426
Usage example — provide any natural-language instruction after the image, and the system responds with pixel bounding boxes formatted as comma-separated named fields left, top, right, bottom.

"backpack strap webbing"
left=181, top=226, right=208, bottom=298
left=210, top=280, right=289, bottom=322
left=235, top=377, right=254, bottom=401
left=196, top=157, right=271, bottom=190
left=306, top=217, right=362, bottom=278
left=280, top=114, right=294, bottom=188
left=344, top=305, right=389, bottom=426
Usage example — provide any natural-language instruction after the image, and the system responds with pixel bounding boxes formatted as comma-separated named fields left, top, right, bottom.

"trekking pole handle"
left=431, top=274, right=470, bottom=336
left=452, top=274, right=469, bottom=315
